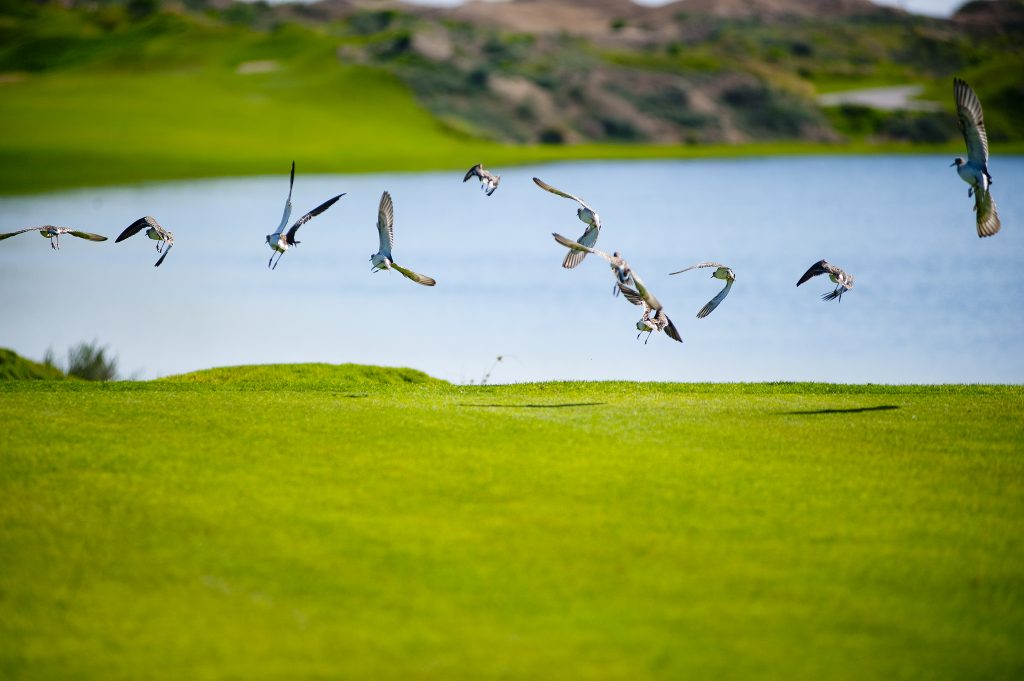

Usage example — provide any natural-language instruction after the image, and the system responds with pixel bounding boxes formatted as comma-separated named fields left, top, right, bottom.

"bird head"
left=951, top=158, right=965, bottom=168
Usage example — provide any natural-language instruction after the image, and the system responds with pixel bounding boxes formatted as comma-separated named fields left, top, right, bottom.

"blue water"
left=1, top=156, right=1021, bottom=383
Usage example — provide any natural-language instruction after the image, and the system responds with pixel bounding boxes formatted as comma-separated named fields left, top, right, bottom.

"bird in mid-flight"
left=115, top=216, right=175, bottom=267
left=534, top=177, right=602, bottom=269
left=0, top=226, right=107, bottom=250
left=670, top=262, right=736, bottom=318
left=797, top=260, right=854, bottom=302
left=616, top=273, right=682, bottom=345
left=951, top=78, right=1000, bottom=238
left=370, top=191, right=436, bottom=286
left=463, top=163, right=501, bottom=196
left=265, top=161, right=345, bottom=270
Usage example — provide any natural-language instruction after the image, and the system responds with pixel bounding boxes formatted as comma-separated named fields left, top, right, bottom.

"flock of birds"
left=0, top=79, right=1004, bottom=345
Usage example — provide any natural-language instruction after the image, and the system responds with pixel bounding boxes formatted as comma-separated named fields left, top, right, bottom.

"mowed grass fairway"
left=1, top=365, right=1022, bottom=679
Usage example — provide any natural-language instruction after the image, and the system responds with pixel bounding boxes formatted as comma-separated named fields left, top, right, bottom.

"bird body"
left=669, top=262, right=736, bottom=318
left=265, top=161, right=344, bottom=269
left=952, top=78, right=1000, bottom=237
left=797, top=260, right=853, bottom=302
left=370, top=191, right=436, bottom=286
left=534, top=177, right=602, bottom=269
left=463, top=163, right=501, bottom=196
left=116, top=216, right=174, bottom=266
left=0, top=226, right=107, bottom=249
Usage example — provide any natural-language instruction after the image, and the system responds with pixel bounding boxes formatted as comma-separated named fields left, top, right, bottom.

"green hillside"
left=1, top=365, right=1022, bottom=679
left=0, top=347, right=66, bottom=380
left=0, top=0, right=1022, bottom=193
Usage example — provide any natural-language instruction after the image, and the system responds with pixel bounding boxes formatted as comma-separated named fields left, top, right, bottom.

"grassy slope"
left=0, top=348, right=66, bottom=380
left=1, top=364, right=1022, bottom=679
left=3, top=10, right=1021, bottom=195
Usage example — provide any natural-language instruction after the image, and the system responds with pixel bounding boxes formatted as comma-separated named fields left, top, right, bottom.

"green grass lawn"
left=1, top=363, right=1022, bottom=679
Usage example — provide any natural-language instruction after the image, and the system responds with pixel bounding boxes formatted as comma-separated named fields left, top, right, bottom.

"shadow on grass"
left=783, top=405, right=900, bottom=415
left=462, top=402, right=606, bottom=409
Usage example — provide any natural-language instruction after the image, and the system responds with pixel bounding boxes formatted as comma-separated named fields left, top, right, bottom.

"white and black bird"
left=463, top=163, right=501, bottom=196
left=617, top=275, right=683, bottom=344
left=115, top=216, right=174, bottom=267
left=0, top=226, right=106, bottom=249
left=951, top=78, right=1000, bottom=238
left=534, top=177, right=601, bottom=269
left=552, top=232, right=634, bottom=295
left=265, top=161, right=344, bottom=270
left=369, top=191, right=436, bottom=286
left=797, top=260, right=854, bottom=302
left=669, top=262, right=736, bottom=318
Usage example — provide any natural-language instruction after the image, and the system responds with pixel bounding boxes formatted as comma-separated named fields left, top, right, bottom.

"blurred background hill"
left=0, top=0, right=1021, bottom=191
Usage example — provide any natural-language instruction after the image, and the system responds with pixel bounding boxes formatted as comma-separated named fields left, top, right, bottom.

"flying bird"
left=951, top=78, right=1000, bottom=237
left=617, top=276, right=682, bottom=344
left=669, top=262, right=736, bottom=318
left=266, top=161, right=345, bottom=270
left=534, top=177, right=601, bottom=269
left=463, top=163, right=501, bottom=196
left=370, top=191, right=436, bottom=286
left=552, top=233, right=634, bottom=295
left=115, top=216, right=174, bottom=267
left=0, top=226, right=106, bottom=249
left=797, top=260, right=854, bottom=302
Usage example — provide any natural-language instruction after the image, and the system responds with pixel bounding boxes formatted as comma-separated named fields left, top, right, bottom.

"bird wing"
left=69, top=231, right=108, bottom=242
left=276, top=161, right=295, bottom=235
left=697, top=279, right=733, bottom=319
left=796, top=260, right=832, bottom=286
left=617, top=283, right=644, bottom=307
left=391, top=262, right=436, bottom=287
left=631, top=271, right=663, bottom=312
left=533, top=177, right=594, bottom=212
left=974, top=188, right=1001, bottom=238
left=285, top=193, right=344, bottom=246
left=463, top=164, right=483, bottom=182
left=669, top=261, right=728, bottom=275
left=0, top=227, right=44, bottom=241
left=564, top=222, right=602, bottom=269
left=954, top=78, right=989, bottom=167
left=552, top=233, right=612, bottom=261
left=661, top=313, right=683, bottom=343
left=154, top=243, right=173, bottom=267
left=115, top=216, right=155, bottom=242
left=376, top=191, right=395, bottom=255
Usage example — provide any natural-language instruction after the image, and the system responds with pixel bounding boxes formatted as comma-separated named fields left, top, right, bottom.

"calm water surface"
left=1, top=156, right=1021, bottom=383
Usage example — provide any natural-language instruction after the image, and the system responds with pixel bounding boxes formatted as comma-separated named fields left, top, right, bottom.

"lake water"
left=1, top=156, right=1021, bottom=384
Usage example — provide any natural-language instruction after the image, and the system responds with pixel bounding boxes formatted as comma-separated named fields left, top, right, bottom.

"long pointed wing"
left=797, top=260, right=831, bottom=286
left=617, top=283, right=644, bottom=307
left=463, top=164, right=482, bottom=182
left=670, top=262, right=727, bottom=275
left=697, top=279, right=733, bottom=319
left=974, top=189, right=1001, bottom=238
left=154, top=243, right=172, bottom=267
left=285, top=193, right=344, bottom=245
left=391, top=262, right=436, bottom=287
left=533, top=177, right=593, bottom=212
left=0, top=227, right=43, bottom=241
left=662, top=313, right=683, bottom=343
left=276, top=161, right=295, bottom=235
left=377, top=191, right=395, bottom=255
left=552, top=233, right=612, bottom=261
left=954, top=78, right=989, bottom=167
left=116, top=217, right=153, bottom=242
left=631, top=271, right=663, bottom=312
left=69, top=231, right=108, bottom=242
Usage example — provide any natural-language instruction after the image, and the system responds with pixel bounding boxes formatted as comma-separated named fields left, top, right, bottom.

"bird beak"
left=949, top=161, right=956, bottom=167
